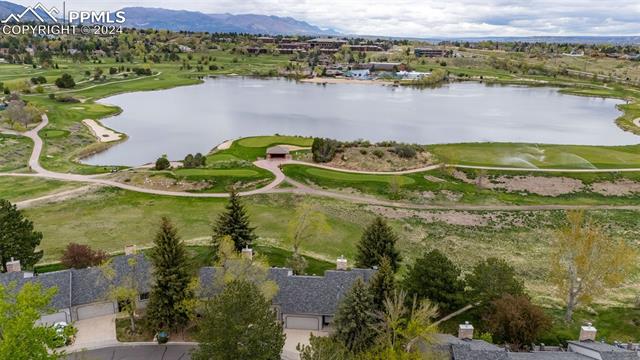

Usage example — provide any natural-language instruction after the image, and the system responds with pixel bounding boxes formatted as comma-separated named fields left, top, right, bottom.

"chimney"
left=124, top=245, right=137, bottom=255
left=6, top=258, right=21, bottom=273
left=241, top=247, right=253, bottom=260
left=579, top=323, right=597, bottom=342
left=458, top=321, right=474, bottom=340
left=336, top=255, right=348, bottom=271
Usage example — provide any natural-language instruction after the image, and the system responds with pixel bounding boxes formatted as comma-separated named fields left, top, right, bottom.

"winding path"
left=4, top=116, right=640, bottom=210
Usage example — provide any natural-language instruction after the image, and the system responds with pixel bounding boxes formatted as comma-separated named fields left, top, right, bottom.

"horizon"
left=6, top=0, right=640, bottom=38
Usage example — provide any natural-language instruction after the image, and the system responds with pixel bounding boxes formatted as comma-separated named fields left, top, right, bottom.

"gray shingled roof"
left=266, top=145, right=290, bottom=155
left=199, top=267, right=376, bottom=315
left=0, top=269, right=71, bottom=309
left=568, top=341, right=640, bottom=360
left=508, top=353, right=590, bottom=360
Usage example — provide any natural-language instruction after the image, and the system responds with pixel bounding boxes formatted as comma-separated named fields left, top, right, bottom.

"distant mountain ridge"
left=117, top=7, right=339, bottom=36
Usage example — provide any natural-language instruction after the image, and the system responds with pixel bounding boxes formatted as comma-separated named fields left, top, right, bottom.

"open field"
left=0, top=134, right=32, bottom=172
left=282, top=163, right=640, bottom=205
left=428, top=142, right=640, bottom=169
left=0, top=176, right=82, bottom=203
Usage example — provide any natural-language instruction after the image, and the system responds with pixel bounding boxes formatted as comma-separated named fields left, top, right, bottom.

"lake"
left=83, top=77, right=636, bottom=166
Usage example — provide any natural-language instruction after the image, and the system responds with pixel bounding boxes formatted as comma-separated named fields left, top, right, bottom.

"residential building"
left=345, top=69, right=371, bottom=79
left=308, top=38, right=348, bottom=49
left=435, top=322, right=640, bottom=359
left=348, top=45, right=383, bottom=52
left=415, top=47, right=447, bottom=57
left=0, top=253, right=375, bottom=331
left=368, top=62, right=406, bottom=71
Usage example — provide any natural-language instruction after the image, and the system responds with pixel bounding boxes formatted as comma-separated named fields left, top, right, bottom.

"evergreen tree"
left=369, top=257, right=395, bottom=312
left=146, top=217, right=194, bottom=332
left=466, top=257, right=525, bottom=307
left=212, top=190, right=256, bottom=252
left=402, top=250, right=465, bottom=315
left=0, top=199, right=43, bottom=272
left=333, top=278, right=376, bottom=353
left=194, top=280, right=284, bottom=360
left=355, top=217, right=401, bottom=271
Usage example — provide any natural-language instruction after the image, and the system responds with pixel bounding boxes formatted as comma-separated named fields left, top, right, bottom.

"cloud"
left=12, top=0, right=640, bottom=37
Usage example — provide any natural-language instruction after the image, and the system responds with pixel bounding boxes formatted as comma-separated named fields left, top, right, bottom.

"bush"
left=372, top=149, right=384, bottom=158
left=132, top=67, right=152, bottom=76
left=55, top=96, right=79, bottom=103
left=209, top=64, right=219, bottom=71
left=155, top=156, right=171, bottom=170
left=311, top=138, right=339, bottom=163
left=359, top=149, right=367, bottom=155
left=109, top=67, right=118, bottom=75
left=30, top=76, right=46, bottom=85
left=183, top=153, right=206, bottom=168
left=54, top=73, right=75, bottom=88
left=60, top=243, right=108, bottom=269
left=393, top=144, right=417, bottom=159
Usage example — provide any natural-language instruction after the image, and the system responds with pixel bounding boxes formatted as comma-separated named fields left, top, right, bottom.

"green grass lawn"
left=282, top=163, right=640, bottom=205
left=428, top=143, right=640, bottom=169
left=171, top=165, right=275, bottom=193
left=211, top=135, right=313, bottom=162
left=0, top=177, right=82, bottom=203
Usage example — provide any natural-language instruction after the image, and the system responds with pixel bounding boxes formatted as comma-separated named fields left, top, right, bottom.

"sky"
left=10, top=0, right=640, bottom=37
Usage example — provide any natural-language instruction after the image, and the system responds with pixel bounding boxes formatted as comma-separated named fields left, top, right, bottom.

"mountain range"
left=0, top=1, right=339, bottom=35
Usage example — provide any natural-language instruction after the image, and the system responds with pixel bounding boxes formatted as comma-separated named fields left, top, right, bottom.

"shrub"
left=183, top=153, right=206, bottom=168
left=372, top=149, right=384, bottom=158
left=56, top=96, right=79, bottom=103
left=109, top=67, right=118, bottom=75
left=393, top=144, right=417, bottom=159
left=359, top=149, right=367, bottom=155
left=54, top=73, right=75, bottom=88
left=60, top=243, right=108, bottom=269
left=132, top=67, right=152, bottom=76
left=155, top=156, right=171, bottom=170
left=311, top=138, right=339, bottom=163
left=30, top=76, right=46, bottom=84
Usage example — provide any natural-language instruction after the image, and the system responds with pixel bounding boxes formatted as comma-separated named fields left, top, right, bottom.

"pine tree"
left=355, top=217, right=401, bottom=271
left=194, top=280, right=285, bottom=360
left=369, top=257, right=395, bottom=312
left=212, top=190, right=256, bottom=252
left=333, top=278, right=376, bottom=353
left=146, top=217, right=194, bottom=332
left=402, top=249, right=465, bottom=315
left=0, top=199, right=43, bottom=272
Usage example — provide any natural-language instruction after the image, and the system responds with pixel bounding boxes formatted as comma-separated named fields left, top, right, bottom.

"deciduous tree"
left=355, top=217, right=401, bottom=271
left=0, top=199, right=43, bottom=272
left=146, top=217, right=195, bottom=333
left=0, top=282, right=61, bottom=359
left=193, top=280, right=285, bottom=360
left=550, top=210, right=636, bottom=322
left=483, top=294, right=551, bottom=351
left=60, top=242, right=108, bottom=269
left=286, top=201, right=330, bottom=274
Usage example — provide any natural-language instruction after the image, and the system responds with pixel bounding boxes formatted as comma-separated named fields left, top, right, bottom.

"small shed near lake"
left=266, top=145, right=291, bottom=160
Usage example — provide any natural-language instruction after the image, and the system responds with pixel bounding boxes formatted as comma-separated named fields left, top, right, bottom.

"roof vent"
left=458, top=321, right=474, bottom=340
left=336, top=255, right=348, bottom=271
left=5, top=258, right=21, bottom=273
left=579, top=322, right=597, bottom=342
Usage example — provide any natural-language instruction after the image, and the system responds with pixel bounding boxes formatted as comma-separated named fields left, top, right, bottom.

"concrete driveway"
left=64, top=314, right=118, bottom=352
left=282, top=329, right=328, bottom=360
left=65, top=344, right=195, bottom=360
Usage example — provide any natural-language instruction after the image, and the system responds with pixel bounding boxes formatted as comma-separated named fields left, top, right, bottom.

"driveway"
left=65, top=344, right=195, bottom=360
left=282, top=329, right=328, bottom=360
left=64, top=314, right=118, bottom=352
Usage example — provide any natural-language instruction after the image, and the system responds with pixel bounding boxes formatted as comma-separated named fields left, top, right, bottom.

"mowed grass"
left=174, top=168, right=261, bottom=177
left=0, top=177, right=82, bottom=202
left=172, top=165, right=274, bottom=192
left=428, top=143, right=640, bottom=169
left=212, top=135, right=313, bottom=161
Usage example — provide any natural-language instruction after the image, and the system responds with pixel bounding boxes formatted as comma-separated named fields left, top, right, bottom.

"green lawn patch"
left=40, top=129, right=70, bottom=139
left=212, top=135, right=312, bottom=161
left=0, top=177, right=81, bottom=203
left=429, top=143, right=640, bottom=169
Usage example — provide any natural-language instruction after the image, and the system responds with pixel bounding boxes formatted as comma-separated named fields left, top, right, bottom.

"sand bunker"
left=82, top=119, right=122, bottom=143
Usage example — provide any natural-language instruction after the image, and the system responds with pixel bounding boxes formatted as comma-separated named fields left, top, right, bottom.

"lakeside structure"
left=0, top=251, right=375, bottom=331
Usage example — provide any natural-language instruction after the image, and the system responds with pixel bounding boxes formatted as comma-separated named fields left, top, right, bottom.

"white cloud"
left=11, top=0, right=640, bottom=37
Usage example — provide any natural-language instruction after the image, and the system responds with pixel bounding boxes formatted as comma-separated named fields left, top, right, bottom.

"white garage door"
left=37, top=311, right=69, bottom=326
left=76, top=302, right=115, bottom=320
left=285, top=316, right=320, bottom=330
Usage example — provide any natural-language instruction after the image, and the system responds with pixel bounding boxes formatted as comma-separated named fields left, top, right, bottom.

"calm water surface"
left=83, top=77, right=635, bottom=166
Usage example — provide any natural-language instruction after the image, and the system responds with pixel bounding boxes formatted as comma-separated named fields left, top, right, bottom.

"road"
left=65, top=344, right=195, bottom=360
left=4, top=116, right=640, bottom=211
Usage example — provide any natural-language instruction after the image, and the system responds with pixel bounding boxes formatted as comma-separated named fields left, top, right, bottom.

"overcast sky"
left=11, top=0, right=640, bottom=37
